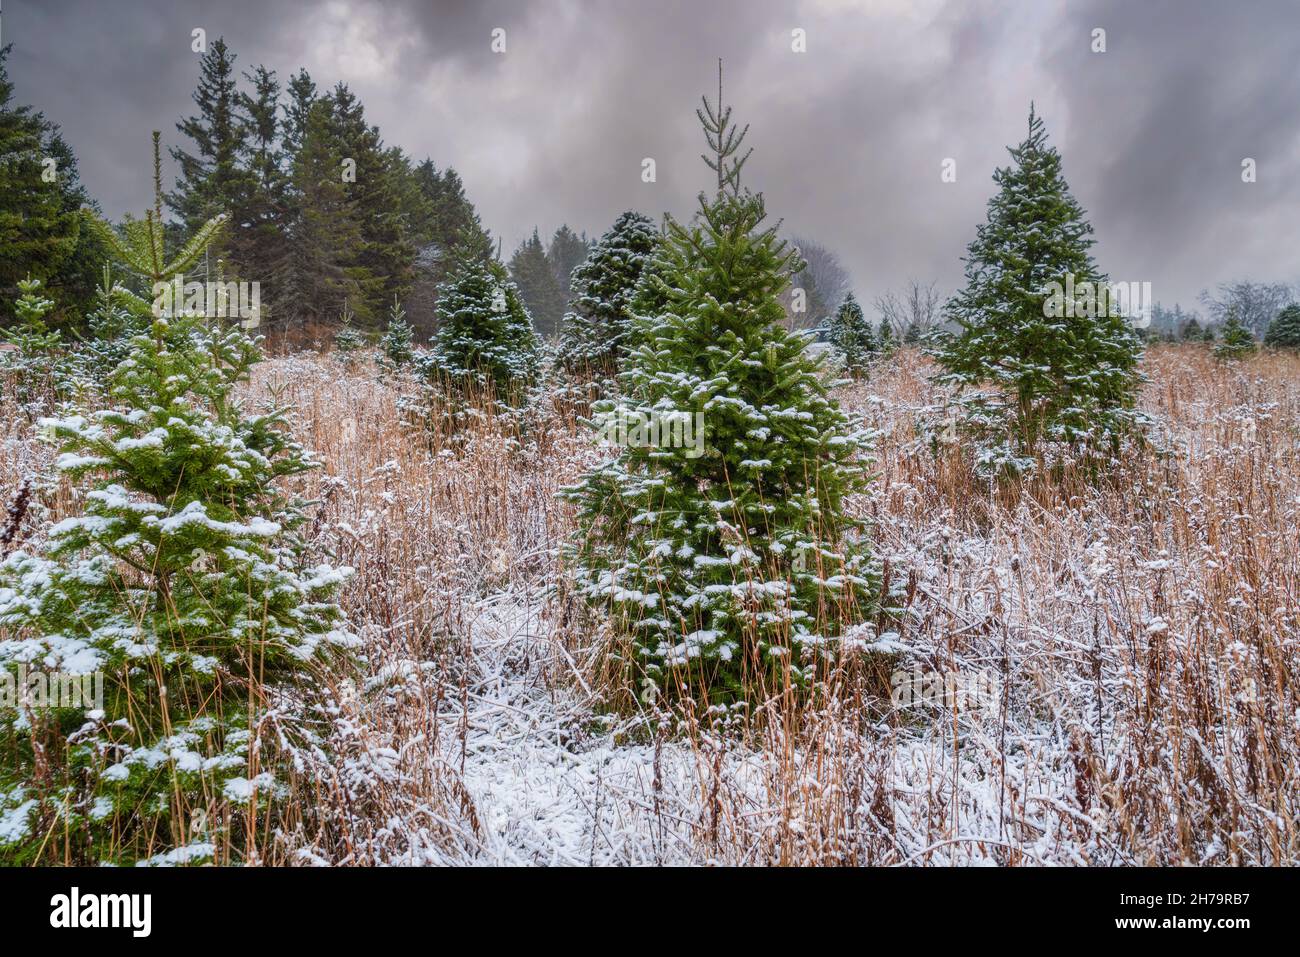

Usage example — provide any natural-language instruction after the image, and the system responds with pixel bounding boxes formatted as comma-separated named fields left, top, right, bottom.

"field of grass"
left=3, top=343, right=1296, bottom=865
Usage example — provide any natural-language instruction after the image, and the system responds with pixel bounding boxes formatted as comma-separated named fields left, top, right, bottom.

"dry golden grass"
left=3, top=343, right=1296, bottom=865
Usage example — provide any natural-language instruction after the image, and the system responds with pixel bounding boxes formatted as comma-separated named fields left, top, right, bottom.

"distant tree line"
left=1148, top=281, right=1298, bottom=344
left=163, top=38, right=495, bottom=337
left=507, top=224, right=591, bottom=338
left=0, top=44, right=109, bottom=325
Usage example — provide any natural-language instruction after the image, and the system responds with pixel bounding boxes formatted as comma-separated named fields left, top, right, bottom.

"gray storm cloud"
left=6, top=0, right=1297, bottom=308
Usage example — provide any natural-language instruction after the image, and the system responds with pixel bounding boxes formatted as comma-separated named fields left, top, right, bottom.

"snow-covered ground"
left=4, top=347, right=1296, bottom=865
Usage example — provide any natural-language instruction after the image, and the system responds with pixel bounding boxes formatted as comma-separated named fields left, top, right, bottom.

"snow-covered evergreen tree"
left=333, top=300, right=368, bottom=367
left=827, top=292, right=875, bottom=377
left=876, top=317, right=894, bottom=356
left=421, top=256, right=538, bottom=402
left=556, top=211, right=660, bottom=377
left=1264, top=304, right=1300, bottom=349
left=929, top=106, right=1144, bottom=475
left=1214, top=310, right=1257, bottom=360
left=77, top=265, right=153, bottom=387
left=0, top=143, right=355, bottom=866
left=0, top=277, right=72, bottom=412
left=0, top=304, right=356, bottom=864
left=563, top=71, right=878, bottom=703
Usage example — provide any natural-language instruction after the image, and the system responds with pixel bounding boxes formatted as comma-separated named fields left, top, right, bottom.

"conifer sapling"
left=929, top=106, right=1144, bottom=476
left=563, top=65, right=879, bottom=702
left=827, top=292, right=875, bottom=377
left=1214, top=310, right=1257, bottom=360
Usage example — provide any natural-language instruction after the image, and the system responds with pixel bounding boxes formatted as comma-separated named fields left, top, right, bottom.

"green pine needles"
left=930, top=106, right=1145, bottom=477
left=563, top=74, right=879, bottom=705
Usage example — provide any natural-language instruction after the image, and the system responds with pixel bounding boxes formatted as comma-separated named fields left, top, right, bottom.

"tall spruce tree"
left=283, top=98, right=368, bottom=326
left=828, top=292, right=875, bottom=377
left=562, top=68, right=877, bottom=703
left=509, top=228, right=566, bottom=338
left=168, top=37, right=252, bottom=275
left=930, top=106, right=1143, bottom=474
left=0, top=44, right=105, bottom=324
left=282, top=68, right=317, bottom=158
left=556, top=211, right=659, bottom=376
left=548, top=224, right=591, bottom=305
left=325, top=83, right=415, bottom=321
left=233, top=65, right=290, bottom=319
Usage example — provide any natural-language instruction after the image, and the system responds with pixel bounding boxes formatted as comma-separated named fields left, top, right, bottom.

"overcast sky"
left=6, top=0, right=1299, bottom=309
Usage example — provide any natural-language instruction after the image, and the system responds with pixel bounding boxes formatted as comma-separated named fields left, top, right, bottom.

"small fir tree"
left=563, top=67, right=878, bottom=703
left=1264, top=304, right=1300, bottom=349
left=421, top=256, right=539, bottom=402
left=1214, top=311, right=1257, bottom=360
left=167, top=37, right=252, bottom=245
left=930, top=106, right=1144, bottom=474
left=0, top=277, right=72, bottom=411
left=77, top=265, right=153, bottom=387
left=379, top=296, right=415, bottom=371
left=556, top=211, right=660, bottom=377
left=333, top=301, right=367, bottom=366
left=827, top=292, right=875, bottom=377
left=876, top=317, right=895, bottom=356
left=0, top=310, right=356, bottom=865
